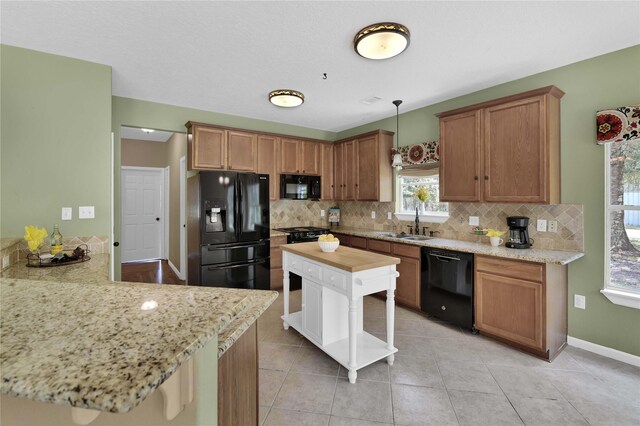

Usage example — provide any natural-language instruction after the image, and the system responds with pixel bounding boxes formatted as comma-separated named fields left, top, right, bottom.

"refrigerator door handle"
left=206, top=241, right=267, bottom=250
left=207, top=258, right=267, bottom=271
left=237, top=177, right=243, bottom=236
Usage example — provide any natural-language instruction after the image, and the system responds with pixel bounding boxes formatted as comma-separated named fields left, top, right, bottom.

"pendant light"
left=268, top=89, right=305, bottom=107
left=392, top=100, right=403, bottom=170
left=354, top=23, right=410, bottom=60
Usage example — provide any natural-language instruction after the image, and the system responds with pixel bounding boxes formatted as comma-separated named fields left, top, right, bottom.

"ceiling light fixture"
left=392, top=100, right=403, bottom=170
left=140, top=128, right=155, bottom=134
left=354, top=22, right=410, bottom=60
left=268, top=89, right=305, bottom=108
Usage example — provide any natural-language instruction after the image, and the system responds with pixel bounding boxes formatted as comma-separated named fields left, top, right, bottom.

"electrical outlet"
left=61, top=207, right=72, bottom=221
left=469, top=216, right=479, bottom=226
left=537, top=219, right=547, bottom=232
left=371, top=211, right=376, bottom=219
left=574, top=294, right=586, bottom=310
left=79, top=206, right=95, bottom=219
left=2, top=255, right=9, bottom=270
left=320, top=210, right=325, bottom=217
left=548, top=220, right=558, bottom=233
left=387, top=212, right=392, bottom=220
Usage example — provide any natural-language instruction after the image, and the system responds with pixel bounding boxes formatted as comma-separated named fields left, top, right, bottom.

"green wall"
left=338, top=45, right=640, bottom=356
left=0, top=45, right=112, bottom=238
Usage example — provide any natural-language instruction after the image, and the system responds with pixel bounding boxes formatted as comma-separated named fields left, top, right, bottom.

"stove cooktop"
left=274, top=226, right=329, bottom=232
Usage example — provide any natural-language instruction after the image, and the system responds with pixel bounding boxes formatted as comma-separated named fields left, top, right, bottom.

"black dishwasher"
left=421, top=247, right=475, bottom=331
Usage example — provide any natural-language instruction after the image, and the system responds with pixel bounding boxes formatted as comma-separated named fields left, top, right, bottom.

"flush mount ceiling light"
left=268, top=89, right=305, bottom=108
left=354, top=22, right=410, bottom=60
left=140, top=128, right=155, bottom=134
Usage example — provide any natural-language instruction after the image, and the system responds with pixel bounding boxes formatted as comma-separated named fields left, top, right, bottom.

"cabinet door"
left=257, top=135, right=279, bottom=200
left=355, top=135, right=379, bottom=201
left=475, top=271, right=544, bottom=351
left=228, top=130, right=257, bottom=172
left=279, top=138, right=300, bottom=173
left=300, top=141, right=320, bottom=175
left=439, top=111, right=481, bottom=201
left=343, top=140, right=356, bottom=200
left=395, top=256, right=420, bottom=309
left=191, top=126, right=226, bottom=170
left=483, top=96, right=546, bottom=203
left=333, top=143, right=344, bottom=200
left=302, top=280, right=323, bottom=344
left=320, top=143, right=334, bottom=200
left=333, top=233, right=351, bottom=247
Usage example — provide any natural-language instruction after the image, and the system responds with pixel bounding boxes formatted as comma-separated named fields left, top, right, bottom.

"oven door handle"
left=207, top=258, right=267, bottom=271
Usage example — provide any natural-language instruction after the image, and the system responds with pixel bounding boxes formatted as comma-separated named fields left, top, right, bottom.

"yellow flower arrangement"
left=24, top=225, right=48, bottom=253
left=486, top=228, right=505, bottom=238
left=415, top=186, right=430, bottom=203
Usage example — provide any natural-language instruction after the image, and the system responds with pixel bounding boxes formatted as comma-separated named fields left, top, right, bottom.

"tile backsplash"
left=270, top=200, right=583, bottom=252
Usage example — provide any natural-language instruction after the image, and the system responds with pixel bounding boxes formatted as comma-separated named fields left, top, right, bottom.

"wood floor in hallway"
left=121, top=260, right=185, bottom=285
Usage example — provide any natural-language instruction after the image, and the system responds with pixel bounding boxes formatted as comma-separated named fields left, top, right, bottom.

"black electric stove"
left=272, top=226, right=330, bottom=290
left=274, top=226, right=330, bottom=243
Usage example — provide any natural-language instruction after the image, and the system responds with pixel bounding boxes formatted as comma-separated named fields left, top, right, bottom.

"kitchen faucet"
left=415, top=207, right=420, bottom=235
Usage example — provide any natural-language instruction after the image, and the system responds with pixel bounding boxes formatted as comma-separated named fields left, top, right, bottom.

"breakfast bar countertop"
left=0, top=273, right=277, bottom=414
left=326, top=227, right=584, bottom=265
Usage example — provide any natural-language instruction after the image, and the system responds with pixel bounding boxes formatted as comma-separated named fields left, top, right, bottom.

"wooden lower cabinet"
left=474, top=255, right=567, bottom=360
left=333, top=233, right=351, bottom=247
left=270, top=236, right=287, bottom=289
left=351, top=236, right=367, bottom=249
left=392, top=244, right=421, bottom=309
left=218, top=323, right=258, bottom=426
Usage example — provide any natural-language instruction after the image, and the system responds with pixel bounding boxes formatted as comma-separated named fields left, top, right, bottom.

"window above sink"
left=394, top=169, right=449, bottom=223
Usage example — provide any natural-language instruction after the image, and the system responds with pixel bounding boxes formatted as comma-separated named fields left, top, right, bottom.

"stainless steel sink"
left=401, top=235, right=429, bottom=241
left=374, top=232, right=429, bottom=241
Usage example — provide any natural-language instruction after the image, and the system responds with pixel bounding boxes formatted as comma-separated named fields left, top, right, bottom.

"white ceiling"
left=2, top=1, right=639, bottom=133
left=120, top=126, right=175, bottom=142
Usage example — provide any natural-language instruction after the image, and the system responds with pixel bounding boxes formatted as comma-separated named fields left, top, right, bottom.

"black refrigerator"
left=187, top=171, right=270, bottom=289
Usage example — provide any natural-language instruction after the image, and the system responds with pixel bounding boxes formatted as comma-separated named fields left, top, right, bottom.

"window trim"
left=601, top=143, right=640, bottom=309
left=394, top=171, right=449, bottom=223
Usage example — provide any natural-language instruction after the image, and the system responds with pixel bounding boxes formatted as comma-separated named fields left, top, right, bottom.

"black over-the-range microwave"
left=280, top=175, right=321, bottom=200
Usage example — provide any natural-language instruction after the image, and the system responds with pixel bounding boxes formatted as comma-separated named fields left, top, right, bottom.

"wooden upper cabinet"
left=437, top=86, right=563, bottom=204
left=227, top=130, right=257, bottom=172
left=187, top=122, right=226, bottom=170
left=257, top=135, right=279, bottom=200
left=279, top=138, right=300, bottom=173
left=300, top=141, right=320, bottom=175
left=439, top=111, right=482, bottom=202
left=356, top=135, right=380, bottom=201
left=334, top=130, right=393, bottom=202
left=320, top=143, right=334, bottom=200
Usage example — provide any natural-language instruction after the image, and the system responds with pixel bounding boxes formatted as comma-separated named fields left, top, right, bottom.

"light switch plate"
left=371, top=211, right=376, bottom=219
left=548, top=220, right=558, bottom=232
left=387, top=212, right=392, bottom=220
left=2, top=255, right=9, bottom=270
left=320, top=210, right=325, bottom=217
left=469, top=216, right=479, bottom=226
left=537, top=219, right=547, bottom=232
left=61, top=207, right=72, bottom=221
left=574, top=294, right=586, bottom=309
left=79, top=206, right=95, bottom=219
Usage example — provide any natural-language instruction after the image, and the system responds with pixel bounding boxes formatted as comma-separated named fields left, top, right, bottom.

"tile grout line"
left=434, top=359, right=462, bottom=425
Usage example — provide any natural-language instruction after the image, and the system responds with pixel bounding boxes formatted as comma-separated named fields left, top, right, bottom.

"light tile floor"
left=258, top=291, right=640, bottom=425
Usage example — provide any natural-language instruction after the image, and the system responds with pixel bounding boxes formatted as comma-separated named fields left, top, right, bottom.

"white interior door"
left=121, top=168, right=164, bottom=263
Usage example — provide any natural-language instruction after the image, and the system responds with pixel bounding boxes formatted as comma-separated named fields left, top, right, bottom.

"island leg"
left=348, top=297, right=358, bottom=383
left=282, top=269, right=290, bottom=330
left=386, top=285, right=395, bottom=365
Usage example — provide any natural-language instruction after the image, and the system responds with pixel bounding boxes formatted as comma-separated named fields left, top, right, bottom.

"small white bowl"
left=318, top=240, right=340, bottom=253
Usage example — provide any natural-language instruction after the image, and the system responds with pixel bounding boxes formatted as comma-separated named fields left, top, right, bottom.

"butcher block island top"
left=280, top=241, right=400, bottom=272
left=0, top=277, right=277, bottom=414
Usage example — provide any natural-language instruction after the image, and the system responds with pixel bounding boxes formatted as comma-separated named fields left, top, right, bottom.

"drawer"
left=475, top=255, right=544, bottom=283
left=302, top=261, right=322, bottom=281
left=324, top=268, right=347, bottom=292
left=392, top=243, right=420, bottom=259
left=288, top=256, right=303, bottom=273
left=368, top=239, right=391, bottom=253
left=334, top=233, right=351, bottom=247
left=351, top=236, right=367, bottom=249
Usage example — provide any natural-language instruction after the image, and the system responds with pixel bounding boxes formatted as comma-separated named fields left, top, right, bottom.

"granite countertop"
left=0, top=268, right=277, bottom=413
left=0, top=237, right=21, bottom=251
left=329, top=227, right=584, bottom=265
left=1, top=253, right=111, bottom=283
left=282, top=241, right=400, bottom=272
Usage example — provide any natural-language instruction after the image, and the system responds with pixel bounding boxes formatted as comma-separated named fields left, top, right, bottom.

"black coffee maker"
left=505, top=216, right=533, bottom=249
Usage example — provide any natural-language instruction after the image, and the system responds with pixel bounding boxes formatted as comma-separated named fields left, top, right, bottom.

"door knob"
left=113, top=242, right=120, bottom=247
left=156, top=217, right=160, bottom=221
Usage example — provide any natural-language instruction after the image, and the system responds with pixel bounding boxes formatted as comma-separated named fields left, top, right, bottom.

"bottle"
left=50, top=224, right=63, bottom=255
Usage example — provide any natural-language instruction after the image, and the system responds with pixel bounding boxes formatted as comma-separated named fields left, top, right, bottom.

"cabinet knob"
left=355, top=184, right=358, bottom=187
left=302, top=170, right=305, bottom=173
left=474, top=176, right=478, bottom=180
left=484, top=176, right=489, bottom=180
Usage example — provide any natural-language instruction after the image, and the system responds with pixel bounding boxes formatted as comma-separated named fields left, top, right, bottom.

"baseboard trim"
left=567, top=336, right=640, bottom=367
left=168, top=259, right=185, bottom=281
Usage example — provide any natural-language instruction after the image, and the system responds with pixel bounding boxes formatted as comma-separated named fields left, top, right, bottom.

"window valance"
left=391, top=140, right=440, bottom=166
left=597, top=105, right=639, bottom=144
